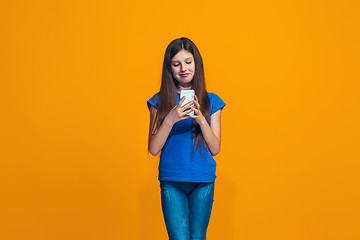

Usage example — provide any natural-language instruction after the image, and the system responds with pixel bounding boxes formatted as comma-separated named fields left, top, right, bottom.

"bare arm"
left=148, top=97, right=194, bottom=156
left=148, top=106, right=173, bottom=156
left=197, top=110, right=222, bottom=156
left=190, top=95, right=223, bottom=156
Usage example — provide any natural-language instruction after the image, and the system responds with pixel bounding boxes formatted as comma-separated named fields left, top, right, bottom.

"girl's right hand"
left=165, top=96, right=194, bottom=126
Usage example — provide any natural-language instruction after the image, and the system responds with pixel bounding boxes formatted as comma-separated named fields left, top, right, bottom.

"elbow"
left=210, top=146, right=221, bottom=156
left=149, top=150, right=158, bottom=156
left=148, top=145, right=160, bottom=156
left=210, top=139, right=221, bottom=156
left=148, top=137, right=160, bottom=156
left=211, top=150, right=220, bottom=156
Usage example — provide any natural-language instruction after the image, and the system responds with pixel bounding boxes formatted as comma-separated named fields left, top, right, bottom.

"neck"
left=177, top=85, right=193, bottom=93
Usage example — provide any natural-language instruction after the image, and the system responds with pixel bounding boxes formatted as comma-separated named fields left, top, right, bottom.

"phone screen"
left=180, top=90, right=195, bottom=115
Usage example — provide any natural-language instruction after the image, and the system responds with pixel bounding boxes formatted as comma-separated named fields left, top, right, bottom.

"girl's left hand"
left=190, top=95, right=207, bottom=124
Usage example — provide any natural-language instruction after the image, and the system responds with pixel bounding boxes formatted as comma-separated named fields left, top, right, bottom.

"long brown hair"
left=149, top=37, right=210, bottom=153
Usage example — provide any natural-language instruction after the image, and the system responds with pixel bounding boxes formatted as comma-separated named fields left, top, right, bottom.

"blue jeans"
left=160, top=180, right=215, bottom=240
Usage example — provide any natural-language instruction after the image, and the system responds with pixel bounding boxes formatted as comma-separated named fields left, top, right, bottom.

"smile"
left=180, top=73, right=190, bottom=77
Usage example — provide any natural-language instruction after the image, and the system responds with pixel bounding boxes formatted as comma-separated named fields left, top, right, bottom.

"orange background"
left=1, top=0, right=359, bottom=239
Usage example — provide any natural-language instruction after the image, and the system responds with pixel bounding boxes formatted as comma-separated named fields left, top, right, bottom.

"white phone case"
left=180, top=90, right=195, bottom=115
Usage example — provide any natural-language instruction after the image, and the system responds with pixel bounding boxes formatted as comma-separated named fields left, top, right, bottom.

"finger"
left=181, top=108, right=194, bottom=116
left=193, top=97, right=200, bottom=107
left=193, top=100, right=200, bottom=109
left=192, top=108, right=203, bottom=117
left=189, top=112, right=200, bottom=119
left=191, top=107, right=200, bottom=114
left=180, top=114, right=191, bottom=120
left=179, top=101, right=194, bottom=112
left=182, top=100, right=194, bottom=109
left=177, top=96, right=186, bottom=108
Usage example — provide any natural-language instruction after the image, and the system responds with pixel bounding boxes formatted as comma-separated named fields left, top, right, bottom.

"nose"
left=180, top=63, right=187, bottom=72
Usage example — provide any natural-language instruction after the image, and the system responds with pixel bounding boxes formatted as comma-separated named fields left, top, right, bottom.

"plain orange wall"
left=1, top=0, right=359, bottom=239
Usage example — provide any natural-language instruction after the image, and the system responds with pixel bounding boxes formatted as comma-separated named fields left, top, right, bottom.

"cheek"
left=190, top=64, right=195, bottom=73
left=171, top=67, right=178, bottom=75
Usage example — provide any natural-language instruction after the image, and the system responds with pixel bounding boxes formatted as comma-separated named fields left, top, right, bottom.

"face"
left=171, top=50, right=195, bottom=88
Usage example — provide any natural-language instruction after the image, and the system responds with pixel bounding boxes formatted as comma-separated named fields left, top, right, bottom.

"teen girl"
left=147, top=37, right=226, bottom=240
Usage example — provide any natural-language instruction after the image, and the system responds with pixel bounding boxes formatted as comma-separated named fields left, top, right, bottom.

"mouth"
left=180, top=73, right=190, bottom=77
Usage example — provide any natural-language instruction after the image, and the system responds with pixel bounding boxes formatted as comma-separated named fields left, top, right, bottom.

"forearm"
left=148, top=117, right=173, bottom=156
left=198, top=119, right=221, bottom=156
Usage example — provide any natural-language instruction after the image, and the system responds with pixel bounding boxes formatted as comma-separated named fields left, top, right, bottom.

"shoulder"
left=207, top=92, right=225, bottom=105
left=207, top=92, right=226, bottom=115
left=207, top=92, right=222, bottom=100
left=147, top=92, right=160, bottom=111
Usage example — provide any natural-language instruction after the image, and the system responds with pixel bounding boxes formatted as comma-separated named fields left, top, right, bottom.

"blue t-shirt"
left=147, top=92, right=226, bottom=182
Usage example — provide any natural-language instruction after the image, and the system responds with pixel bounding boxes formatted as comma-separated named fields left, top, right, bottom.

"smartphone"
left=180, top=90, right=195, bottom=115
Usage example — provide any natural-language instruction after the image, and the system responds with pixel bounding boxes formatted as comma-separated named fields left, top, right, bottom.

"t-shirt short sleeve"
left=147, top=93, right=160, bottom=111
left=209, top=92, right=226, bottom=116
